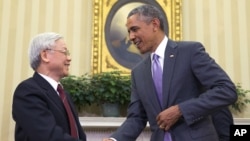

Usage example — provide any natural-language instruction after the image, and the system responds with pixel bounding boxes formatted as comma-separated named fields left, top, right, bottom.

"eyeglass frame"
left=45, top=48, right=70, bottom=56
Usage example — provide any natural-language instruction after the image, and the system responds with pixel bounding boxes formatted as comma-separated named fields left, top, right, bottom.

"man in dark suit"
left=103, top=5, right=237, bottom=141
left=12, top=32, right=86, bottom=141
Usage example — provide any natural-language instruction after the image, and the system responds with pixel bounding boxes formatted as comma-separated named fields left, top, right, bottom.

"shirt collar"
left=38, top=73, right=59, bottom=92
left=151, top=35, right=168, bottom=60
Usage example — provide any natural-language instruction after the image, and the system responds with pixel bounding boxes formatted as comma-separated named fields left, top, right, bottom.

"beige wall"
left=0, top=0, right=93, bottom=140
left=182, top=0, right=250, bottom=118
left=0, top=0, right=249, bottom=140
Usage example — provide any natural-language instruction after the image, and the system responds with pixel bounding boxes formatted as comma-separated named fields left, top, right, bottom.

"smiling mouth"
left=134, top=41, right=141, bottom=48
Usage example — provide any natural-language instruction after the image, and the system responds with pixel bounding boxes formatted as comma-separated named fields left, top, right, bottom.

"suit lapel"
left=33, top=72, right=66, bottom=113
left=162, top=39, right=178, bottom=108
left=32, top=72, right=81, bottom=133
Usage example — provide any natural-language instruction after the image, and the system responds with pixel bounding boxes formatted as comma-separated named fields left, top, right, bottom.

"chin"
left=140, top=50, right=147, bottom=54
left=63, top=72, right=69, bottom=77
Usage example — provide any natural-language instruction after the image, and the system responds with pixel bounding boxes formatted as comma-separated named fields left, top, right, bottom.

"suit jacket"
left=212, top=107, right=234, bottom=141
left=12, top=72, right=86, bottom=141
left=111, top=39, right=237, bottom=141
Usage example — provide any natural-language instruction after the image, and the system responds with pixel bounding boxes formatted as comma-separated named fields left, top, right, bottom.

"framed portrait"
left=92, top=0, right=182, bottom=74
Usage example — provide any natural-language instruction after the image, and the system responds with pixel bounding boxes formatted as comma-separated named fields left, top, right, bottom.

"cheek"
left=140, top=29, right=152, bottom=40
left=63, top=63, right=70, bottom=71
left=63, top=68, right=70, bottom=76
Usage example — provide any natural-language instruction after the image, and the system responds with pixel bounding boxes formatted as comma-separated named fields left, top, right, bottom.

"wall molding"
left=80, top=117, right=250, bottom=128
left=80, top=117, right=250, bottom=141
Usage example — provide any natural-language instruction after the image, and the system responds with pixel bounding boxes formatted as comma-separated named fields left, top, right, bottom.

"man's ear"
left=40, top=50, right=50, bottom=63
left=151, top=18, right=160, bottom=31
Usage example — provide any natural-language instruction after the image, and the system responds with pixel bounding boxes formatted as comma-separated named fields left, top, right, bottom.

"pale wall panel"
left=238, top=0, right=249, bottom=90
left=223, top=0, right=235, bottom=79
left=0, top=0, right=93, bottom=141
left=0, top=0, right=11, bottom=139
left=183, top=0, right=250, bottom=118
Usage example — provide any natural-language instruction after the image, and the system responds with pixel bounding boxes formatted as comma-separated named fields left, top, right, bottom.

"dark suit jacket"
left=212, top=107, right=234, bottom=141
left=111, top=39, right=237, bottom=141
left=12, top=72, right=86, bottom=141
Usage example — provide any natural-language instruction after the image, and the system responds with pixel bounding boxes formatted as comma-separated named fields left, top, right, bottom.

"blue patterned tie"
left=152, top=54, right=172, bottom=141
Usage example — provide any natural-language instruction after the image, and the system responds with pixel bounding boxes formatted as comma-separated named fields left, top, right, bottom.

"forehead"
left=126, top=14, right=144, bottom=27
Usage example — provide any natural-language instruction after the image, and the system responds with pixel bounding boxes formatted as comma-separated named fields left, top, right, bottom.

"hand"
left=102, top=138, right=114, bottom=141
left=156, top=105, right=182, bottom=131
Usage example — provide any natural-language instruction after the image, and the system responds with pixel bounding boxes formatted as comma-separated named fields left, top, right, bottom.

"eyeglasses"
left=46, top=49, right=70, bottom=56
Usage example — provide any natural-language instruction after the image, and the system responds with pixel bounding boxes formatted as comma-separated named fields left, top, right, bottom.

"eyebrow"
left=128, top=26, right=139, bottom=33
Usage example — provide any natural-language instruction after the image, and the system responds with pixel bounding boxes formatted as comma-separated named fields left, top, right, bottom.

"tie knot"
left=153, top=53, right=160, bottom=61
left=57, top=84, right=66, bottom=101
left=57, top=84, right=63, bottom=92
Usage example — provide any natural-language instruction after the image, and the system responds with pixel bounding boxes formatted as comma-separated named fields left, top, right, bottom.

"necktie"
left=152, top=54, right=172, bottom=141
left=152, top=54, right=163, bottom=106
left=57, top=84, right=78, bottom=138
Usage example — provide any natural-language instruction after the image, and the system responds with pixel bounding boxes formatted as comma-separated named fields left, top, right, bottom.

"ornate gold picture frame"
left=92, top=0, right=182, bottom=74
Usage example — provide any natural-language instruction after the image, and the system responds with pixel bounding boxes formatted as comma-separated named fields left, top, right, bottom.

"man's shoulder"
left=169, top=40, right=205, bottom=52
left=15, top=77, right=37, bottom=90
left=175, top=40, right=202, bottom=47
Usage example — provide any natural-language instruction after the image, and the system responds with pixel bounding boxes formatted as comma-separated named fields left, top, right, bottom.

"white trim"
left=233, top=118, right=250, bottom=125
left=79, top=117, right=250, bottom=128
left=80, top=117, right=126, bottom=128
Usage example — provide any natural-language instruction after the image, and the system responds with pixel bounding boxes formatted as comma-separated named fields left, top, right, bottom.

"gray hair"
left=127, top=4, right=165, bottom=31
left=28, top=32, right=63, bottom=70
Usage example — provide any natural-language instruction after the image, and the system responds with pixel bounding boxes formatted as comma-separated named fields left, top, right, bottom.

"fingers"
left=159, top=125, right=165, bottom=129
left=156, top=105, right=182, bottom=131
left=159, top=124, right=170, bottom=131
left=164, top=124, right=170, bottom=131
left=157, top=117, right=174, bottom=131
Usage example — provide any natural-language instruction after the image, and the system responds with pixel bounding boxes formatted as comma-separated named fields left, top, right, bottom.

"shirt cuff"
left=109, top=137, right=117, bottom=141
